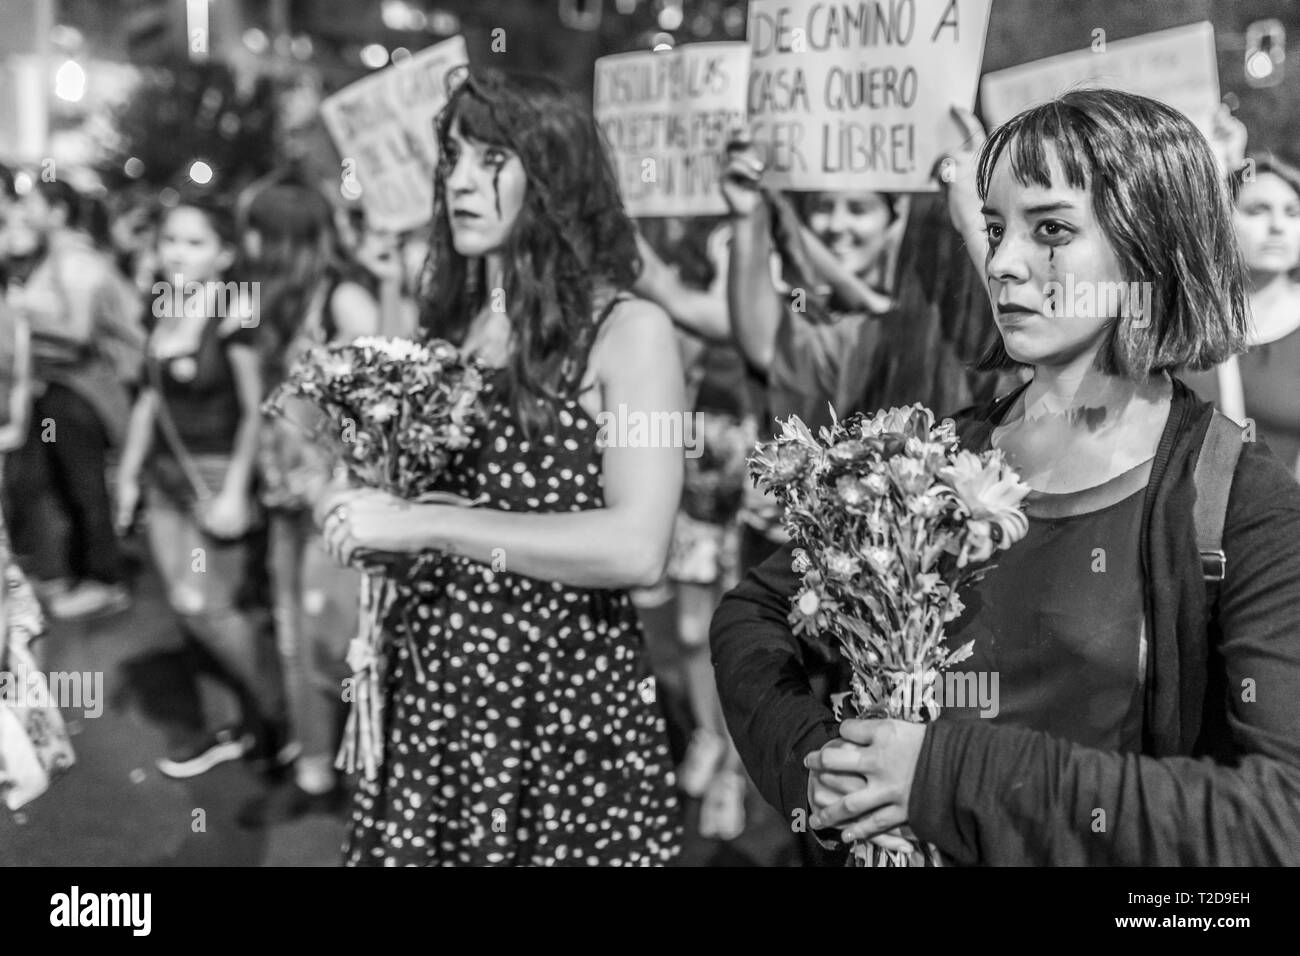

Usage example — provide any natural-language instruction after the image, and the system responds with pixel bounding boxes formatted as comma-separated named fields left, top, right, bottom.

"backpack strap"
left=1192, top=409, right=1244, bottom=603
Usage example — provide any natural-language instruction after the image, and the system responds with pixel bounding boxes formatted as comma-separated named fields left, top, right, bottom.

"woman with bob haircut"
left=316, top=69, right=684, bottom=866
left=710, top=89, right=1300, bottom=865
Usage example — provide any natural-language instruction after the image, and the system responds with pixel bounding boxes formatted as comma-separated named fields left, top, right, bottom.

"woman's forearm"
left=644, top=280, right=731, bottom=342
left=5, top=314, right=32, bottom=440
left=221, top=415, right=261, bottom=497
left=221, top=345, right=264, bottom=497
left=119, top=390, right=159, bottom=482
left=911, top=719, right=1300, bottom=865
left=728, top=211, right=782, bottom=373
left=633, top=237, right=731, bottom=342
left=413, top=502, right=671, bottom=590
left=796, top=224, right=893, bottom=315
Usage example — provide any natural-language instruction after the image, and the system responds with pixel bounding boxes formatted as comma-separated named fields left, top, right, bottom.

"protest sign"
left=319, top=36, right=468, bottom=232
left=594, top=42, right=750, bottom=217
left=745, top=0, right=992, bottom=192
left=980, top=22, right=1219, bottom=139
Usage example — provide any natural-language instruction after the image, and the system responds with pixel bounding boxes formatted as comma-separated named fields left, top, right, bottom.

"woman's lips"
left=996, top=305, right=1037, bottom=325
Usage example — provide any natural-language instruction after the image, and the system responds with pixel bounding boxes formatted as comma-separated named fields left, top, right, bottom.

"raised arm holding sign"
left=745, top=0, right=992, bottom=193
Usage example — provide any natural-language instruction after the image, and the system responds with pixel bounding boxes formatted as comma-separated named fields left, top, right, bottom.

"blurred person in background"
left=236, top=182, right=381, bottom=823
left=0, top=164, right=40, bottom=660
left=351, top=221, right=420, bottom=339
left=115, top=197, right=285, bottom=778
left=0, top=177, right=144, bottom=621
left=1183, top=153, right=1300, bottom=478
left=107, top=186, right=162, bottom=295
left=719, top=132, right=903, bottom=577
left=634, top=215, right=755, bottom=841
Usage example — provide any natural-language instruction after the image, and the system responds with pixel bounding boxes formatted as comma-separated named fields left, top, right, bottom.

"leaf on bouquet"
left=945, top=639, right=975, bottom=666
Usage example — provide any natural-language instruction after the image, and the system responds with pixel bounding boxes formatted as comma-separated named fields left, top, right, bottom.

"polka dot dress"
left=345, top=368, right=683, bottom=866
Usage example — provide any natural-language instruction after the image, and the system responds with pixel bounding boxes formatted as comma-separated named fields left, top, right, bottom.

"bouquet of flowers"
left=749, top=404, right=1030, bottom=867
left=263, top=336, right=487, bottom=781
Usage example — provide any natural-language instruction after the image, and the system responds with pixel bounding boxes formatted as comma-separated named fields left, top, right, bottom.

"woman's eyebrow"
left=1023, top=201, right=1077, bottom=215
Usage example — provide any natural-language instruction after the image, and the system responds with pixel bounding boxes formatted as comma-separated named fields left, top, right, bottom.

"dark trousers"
left=4, top=382, right=124, bottom=584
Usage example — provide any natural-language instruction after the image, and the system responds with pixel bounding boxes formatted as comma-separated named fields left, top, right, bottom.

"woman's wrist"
left=416, top=502, right=460, bottom=554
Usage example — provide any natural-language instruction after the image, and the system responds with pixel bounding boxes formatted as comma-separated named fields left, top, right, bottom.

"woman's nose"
left=447, top=155, right=474, bottom=195
left=827, top=202, right=850, bottom=233
left=986, top=232, right=1031, bottom=285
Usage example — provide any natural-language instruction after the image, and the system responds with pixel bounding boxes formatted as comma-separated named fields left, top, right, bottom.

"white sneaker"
left=677, top=728, right=726, bottom=798
left=157, top=728, right=254, bottom=779
left=47, top=581, right=131, bottom=621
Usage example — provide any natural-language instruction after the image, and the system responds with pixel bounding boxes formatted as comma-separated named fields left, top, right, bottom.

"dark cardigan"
left=709, top=378, right=1300, bottom=864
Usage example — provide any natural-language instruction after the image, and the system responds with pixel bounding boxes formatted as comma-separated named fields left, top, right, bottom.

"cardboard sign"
left=745, top=0, right=992, bottom=192
left=594, top=42, right=751, bottom=217
left=980, top=22, right=1219, bottom=139
left=319, top=36, right=469, bottom=232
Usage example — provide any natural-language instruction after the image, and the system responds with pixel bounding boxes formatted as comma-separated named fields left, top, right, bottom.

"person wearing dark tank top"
left=115, top=201, right=285, bottom=781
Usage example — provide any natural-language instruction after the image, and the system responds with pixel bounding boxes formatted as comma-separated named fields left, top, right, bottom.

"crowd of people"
left=2, top=63, right=1299, bottom=865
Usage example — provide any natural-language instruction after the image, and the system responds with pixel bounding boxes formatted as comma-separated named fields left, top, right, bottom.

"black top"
left=941, top=449, right=1150, bottom=752
left=147, top=316, right=256, bottom=457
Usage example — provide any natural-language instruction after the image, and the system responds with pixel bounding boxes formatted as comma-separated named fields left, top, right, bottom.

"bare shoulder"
left=329, top=281, right=380, bottom=339
left=590, top=295, right=676, bottom=371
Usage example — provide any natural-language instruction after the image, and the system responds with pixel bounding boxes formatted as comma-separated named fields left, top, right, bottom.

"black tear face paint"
left=492, top=166, right=502, bottom=219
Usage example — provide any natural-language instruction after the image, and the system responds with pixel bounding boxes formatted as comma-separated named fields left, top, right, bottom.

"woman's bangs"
left=979, top=106, right=1096, bottom=199
left=447, top=88, right=513, bottom=152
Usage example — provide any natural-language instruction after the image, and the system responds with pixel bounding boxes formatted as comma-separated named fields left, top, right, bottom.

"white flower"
left=320, top=355, right=353, bottom=379
left=942, top=450, right=1031, bottom=548
left=352, top=336, right=432, bottom=364
left=864, top=473, right=890, bottom=496
left=862, top=404, right=931, bottom=438
left=824, top=548, right=861, bottom=580
left=797, top=590, right=821, bottom=616
left=791, top=548, right=812, bottom=574
left=915, top=571, right=942, bottom=595
left=864, top=547, right=895, bottom=576
left=888, top=457, right=931, bottom=496
left=366, top=400, right=398, bottom=423
left=908, top=492, right=943, bottom=518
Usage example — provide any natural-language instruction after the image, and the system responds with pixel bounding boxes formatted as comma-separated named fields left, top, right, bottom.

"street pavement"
left=0, top=540, right=796, bottom=867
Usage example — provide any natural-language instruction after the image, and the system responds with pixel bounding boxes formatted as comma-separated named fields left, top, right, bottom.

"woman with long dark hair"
left=713, top=90, right=1300, bottom=864
left=317, top=69, right=684, bottom=865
